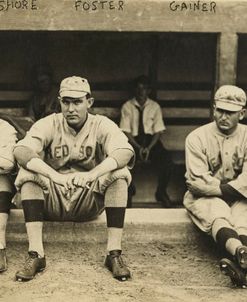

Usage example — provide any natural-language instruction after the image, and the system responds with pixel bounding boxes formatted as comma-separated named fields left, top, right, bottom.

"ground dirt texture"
left=1, top=239, right=247, bottom=302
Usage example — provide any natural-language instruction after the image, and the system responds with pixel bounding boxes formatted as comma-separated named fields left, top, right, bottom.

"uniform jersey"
left=16, top=113, right=134, bottom=173
left=120, top=98, right=165, bottom=136
left=185, top=121, right=247, bottom=197
left=0, top=119, right=17, bottom=173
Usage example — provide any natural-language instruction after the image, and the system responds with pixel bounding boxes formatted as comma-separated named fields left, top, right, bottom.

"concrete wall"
left=0, top=0, right=246, bottom=33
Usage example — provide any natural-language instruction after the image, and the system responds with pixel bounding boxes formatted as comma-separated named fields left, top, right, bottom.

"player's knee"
left=0, top=174, right=14, bottom=192
left=104, top=179, right=128, bottom=208
left=21, top=181, right=44, bottom=200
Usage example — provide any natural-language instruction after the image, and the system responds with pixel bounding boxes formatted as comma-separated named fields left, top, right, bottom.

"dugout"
left=0, top=0, right=245, bottom=207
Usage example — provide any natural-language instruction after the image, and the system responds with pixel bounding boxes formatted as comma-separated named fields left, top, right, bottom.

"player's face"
left=214, top=106, right=246, bottom=135
left=60, top=96, right=94, bottom=130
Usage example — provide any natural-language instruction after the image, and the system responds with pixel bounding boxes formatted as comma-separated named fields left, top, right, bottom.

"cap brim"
left=215, top=100, right=243, bottom=112
left=60, top=91, right=88, bottom=98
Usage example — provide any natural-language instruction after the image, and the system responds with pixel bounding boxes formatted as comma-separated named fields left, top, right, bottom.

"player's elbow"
left=14, top=146, right=39, bottom=169
left=0, top=158, right=15, bottom=174
left=111, top=149, right=135, bottom=169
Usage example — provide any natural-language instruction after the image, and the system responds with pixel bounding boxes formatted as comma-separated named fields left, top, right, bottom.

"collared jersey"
left=0, top=119, right=17, bottom=166
left=185, top=121, right=247, bottom=197
left=120, top=98, right=165, bottom=136
left=16, top=113, right=134, bottom=173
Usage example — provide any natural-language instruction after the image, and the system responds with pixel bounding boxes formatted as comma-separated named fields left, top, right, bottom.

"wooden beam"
left=216, top=32, right=238, bottom=87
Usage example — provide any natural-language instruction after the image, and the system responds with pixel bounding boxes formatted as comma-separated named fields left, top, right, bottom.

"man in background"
left=120, top=75, right=172, bottom=208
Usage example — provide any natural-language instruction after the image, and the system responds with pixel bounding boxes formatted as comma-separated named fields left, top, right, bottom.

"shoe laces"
left=24, top=251, right=38, bottom=270
left=114, top=255, right=124, bottom=268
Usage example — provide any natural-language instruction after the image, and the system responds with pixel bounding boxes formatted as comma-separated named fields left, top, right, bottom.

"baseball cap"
left=59, top=76, right=91, bottom=98
left=214, top=85, right=246, bottom=112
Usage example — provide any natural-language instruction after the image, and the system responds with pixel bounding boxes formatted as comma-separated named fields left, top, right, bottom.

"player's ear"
left=213, top=104, right=216, bottom=116
left=87, top=97, right=94, bottom=108
left=239, top=108, right=246, bottom=120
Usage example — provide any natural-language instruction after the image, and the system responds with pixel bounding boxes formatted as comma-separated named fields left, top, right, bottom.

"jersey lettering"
left=47, top=144, right=69, bottom=159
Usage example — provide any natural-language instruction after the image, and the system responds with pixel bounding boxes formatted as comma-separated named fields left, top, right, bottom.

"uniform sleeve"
left=226, top=146, right=247, bottom=198
left=15, top=115, right=54, bottom=154
left=185, top=132, right=211, bottom=181
left=153, top=105, right=166, bottom=133
left=0, top=120, right=18, bottom=172
left=98, top=117, right=135, bottom=167
left=119, top=102, right=132, bottom=133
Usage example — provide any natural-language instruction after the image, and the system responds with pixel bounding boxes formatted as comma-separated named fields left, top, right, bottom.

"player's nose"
left=68, top=102, right=75, bottom=112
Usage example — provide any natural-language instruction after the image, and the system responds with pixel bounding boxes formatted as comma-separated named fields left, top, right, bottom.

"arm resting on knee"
left=110, top=149, right=135, bottom=169
left=14, top=146, right=62, bottom=185
left=0, top=157, right=15, bottom=173
left=14, top=146, right=40, bottom=169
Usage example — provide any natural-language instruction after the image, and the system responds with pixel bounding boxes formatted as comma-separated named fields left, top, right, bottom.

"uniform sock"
left=0, top=213, right=8, bottom=249
left=26, top=222, right=44, bottom=257
left=212, top=218, right=242, bottom=256
left=239, top=235, right=247, bottom=246
left=107, top=228, right=123, bottom=252
left=104, top=179, right=128, bottom=253
left=215, top=227, right=241, bottom=256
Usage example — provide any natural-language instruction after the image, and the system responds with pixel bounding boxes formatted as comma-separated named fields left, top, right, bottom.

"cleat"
left=105, top=250, right=131, bottom=281
left=15, top=251, right=46, bottom=281
left=220, top=258, right=247, bottom=288
left=0, top=249, right=7, bottom=272
left=236, top=246, right=247, bottom=270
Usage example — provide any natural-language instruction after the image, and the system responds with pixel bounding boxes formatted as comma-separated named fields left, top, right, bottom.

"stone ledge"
left=6, top=208, right=200, bottom=244
left=8, top=208, right=191, bottom=224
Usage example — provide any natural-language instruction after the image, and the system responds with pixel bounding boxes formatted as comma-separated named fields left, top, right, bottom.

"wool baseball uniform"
left=15, top=112, right=134, bottom=221
left=184, top=121, right=247, bottom=233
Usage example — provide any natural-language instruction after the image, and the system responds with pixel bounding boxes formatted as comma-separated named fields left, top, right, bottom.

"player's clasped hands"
left=64, top=172, right=93, bottom=191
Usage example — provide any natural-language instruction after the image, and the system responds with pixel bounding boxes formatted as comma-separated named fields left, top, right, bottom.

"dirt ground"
left=1, top=239, right=247, bottom=302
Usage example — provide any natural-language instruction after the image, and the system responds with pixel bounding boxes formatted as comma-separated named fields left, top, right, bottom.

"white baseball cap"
left=214, top=85, right=246, bottom=112
left=59, top=76, right=91, bottom=98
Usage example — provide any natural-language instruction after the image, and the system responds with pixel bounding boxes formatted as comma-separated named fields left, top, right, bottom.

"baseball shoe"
left=219, top=258, right=247, bottom=288
left=105, top=250, right=131, bottom=281
left=0, top=249, right=7, bottom=272
left=235, top=245, right=247, bottom=270
left=15, top=251, right=46, bottom=282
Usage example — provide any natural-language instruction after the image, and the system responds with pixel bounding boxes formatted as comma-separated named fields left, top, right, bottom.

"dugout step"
left=6, top=209, right=202, bottom=245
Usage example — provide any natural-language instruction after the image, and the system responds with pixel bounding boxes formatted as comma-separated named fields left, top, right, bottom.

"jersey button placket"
left=223, top=137, right=231, bottom=177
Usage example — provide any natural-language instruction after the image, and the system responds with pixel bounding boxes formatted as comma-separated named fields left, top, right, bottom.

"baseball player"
left=184, top=85, right=247, bottom=288
left=0, top=119, right=17, bottom=273
left=13, top=76, right=135, bottom=282
left=120, top=75, right=172, bottom=207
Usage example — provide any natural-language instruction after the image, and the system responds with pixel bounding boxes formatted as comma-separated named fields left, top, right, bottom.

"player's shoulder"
left=186, top=122, right=213, bottom=142
left=91, top=113, right=115, bottom=124
left=90, top=114, right=119, bottom=131
left=31, top=113, right=63, bottom=129
left=0, top=118, right=17, bottom=134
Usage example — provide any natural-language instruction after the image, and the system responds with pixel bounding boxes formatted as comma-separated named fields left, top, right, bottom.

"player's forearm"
left=89, top=157, right=118, bottom=179
left=26, top=157, right=61, bottom=182
left=14, top=146, right=61, bottom=183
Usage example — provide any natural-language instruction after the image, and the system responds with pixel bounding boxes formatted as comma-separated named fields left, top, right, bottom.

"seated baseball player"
left=13, top=76, right=135, bottom=282
left=0, top=119, right=18, bottom=273
left=120, top=75, right=172, bottom=207
left=184, top=85, right=247, bottom=288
